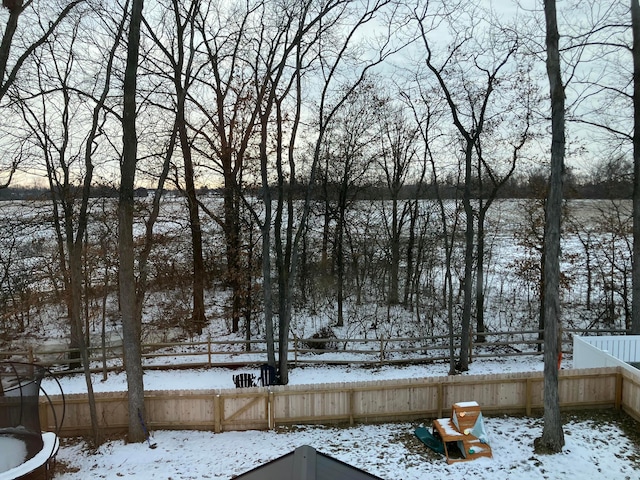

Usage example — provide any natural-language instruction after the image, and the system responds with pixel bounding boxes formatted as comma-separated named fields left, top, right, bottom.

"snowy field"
left=44, top=355, right=640, bottom=480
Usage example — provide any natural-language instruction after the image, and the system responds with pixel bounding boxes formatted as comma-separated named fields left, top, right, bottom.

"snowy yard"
left=45, top=356, right=640, bottom=479
left=52, top=412, right=640, bottom=480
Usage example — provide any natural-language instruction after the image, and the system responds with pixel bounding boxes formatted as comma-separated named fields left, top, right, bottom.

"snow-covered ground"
left=53, top=416, right=640, bottom=480
left=41, top=354, right=550, bottom=394
left=42, top=354, right=640, bottom=480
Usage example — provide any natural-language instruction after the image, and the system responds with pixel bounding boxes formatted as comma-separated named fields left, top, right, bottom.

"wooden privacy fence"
left=39, top=366, right=640, bottom=437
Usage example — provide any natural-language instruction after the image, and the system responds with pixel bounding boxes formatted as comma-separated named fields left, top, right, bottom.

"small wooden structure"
left=432, top=401, right=492, bottom=464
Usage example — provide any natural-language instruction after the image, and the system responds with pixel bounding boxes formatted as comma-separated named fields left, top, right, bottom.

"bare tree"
left=254, top=0, right=345, bottom=378
left=555, top=2, right=636, bottom=334
left=632, top=0, right=640, bottom=334
left=414, top=1, right=518, bottom=371
left=0, top=0, right=83, bottom=188
left=251, top=0, right=400, bottom=384
left=375, top=99, right=420, bottom=307
left=119, top=0, right=146, bottom=443
left=536, top=0, right=565, bottom=453
left=143, top=0, right=206, bottom=335
left=410, top=93, right=461, bottom=375
left=191, top=2, right=262, bottom=334
left=321, top=82, right=380, bottom=326
left=474, top=66, right=536, bottom=342
left=14, top=0, right=128, bottom=446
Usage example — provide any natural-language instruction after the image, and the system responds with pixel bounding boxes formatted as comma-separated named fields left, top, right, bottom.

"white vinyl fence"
left=573, top=335, right=640, bottom=372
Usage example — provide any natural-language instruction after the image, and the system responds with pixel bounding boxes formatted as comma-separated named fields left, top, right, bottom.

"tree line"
left=0, top=162, right=634, bottom=201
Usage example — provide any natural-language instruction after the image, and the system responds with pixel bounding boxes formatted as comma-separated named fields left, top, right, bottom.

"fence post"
left=437, top=382, right=443, bottom=418
left=525, top=378, right=532, bottom=416
left=214, top=395, right=222, bottom=433
left=38, top=399, right=49, bottom=431
left=207, top=335, right=212, bottom=367
left=379, top=337, right=384, bottom=364
left=268, top=390, right=275, bottom=430
left=349, top=389, right=355, bottom=426
left=615, top=372, right=623, bottom=410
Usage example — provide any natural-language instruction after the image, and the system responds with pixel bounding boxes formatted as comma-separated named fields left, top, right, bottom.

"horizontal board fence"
left=5, top=328, right=629, bottom=374
left=38, top=367, right=640, bottom=437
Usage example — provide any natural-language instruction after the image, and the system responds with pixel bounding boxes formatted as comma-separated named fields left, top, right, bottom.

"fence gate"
left=216, top=391, right=269, bottom=433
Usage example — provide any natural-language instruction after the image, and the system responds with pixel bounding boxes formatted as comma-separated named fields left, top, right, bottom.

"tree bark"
left=476, top=207, right=486, bottom=343
left=0, top=1, right=21, bottom=85
left=177, top=81, right=206, bottom=336
left=336, top=193, right=345, bottom=327
left=223, top=186, right=243, bottom=328
left=537, top=0, right=565, bottom=453
left=631, top=0, right=640, bottom=335
left=459, top=140, right=474, bottom=371
left=119, top=0, right=146, bottom=444
left=259, top=108, right=276, bottom=368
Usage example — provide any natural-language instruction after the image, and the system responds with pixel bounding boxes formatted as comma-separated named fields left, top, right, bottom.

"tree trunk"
left=119, top=0, right=146, bottom=444
left=476, top=207, right=486, bottom=343
left=459, top=141, right=474, bottom=371
left=403, top=200, right=418, bottom=307
left=222, top=181, right=243, bottom=333
left=258, top=112, right=276, bottom=368
left=632, top=0, right=640, bottom=335
left=69, top=245, right=100, bottom=445
left=433, top=169, right=457, bottom=376
left=0, top=2, right=21, bottom=85
left=177, top=109, right=206, bottom=335
left=537, top=0, right=565, bottom=453
left=336, top=199, right=345, bottom=327
left=245, top=225, right=254, bottom=350
left=321, top=161, right=331, bottom=271
left=389, top=194, right=400, bottom=305
left=261, top=213, right=276, bottom=368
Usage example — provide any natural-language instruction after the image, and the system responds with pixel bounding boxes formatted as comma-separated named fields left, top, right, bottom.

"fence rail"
left=37, top=366, right=640, bottom=437
left=3, top=328, right=630, bottom=373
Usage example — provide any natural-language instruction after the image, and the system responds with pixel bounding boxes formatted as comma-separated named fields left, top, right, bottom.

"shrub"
left=303, top=326, right=338, bottom=352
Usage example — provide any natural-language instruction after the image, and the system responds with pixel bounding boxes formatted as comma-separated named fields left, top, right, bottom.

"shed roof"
left=234, top=445, right=384, bottom=480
